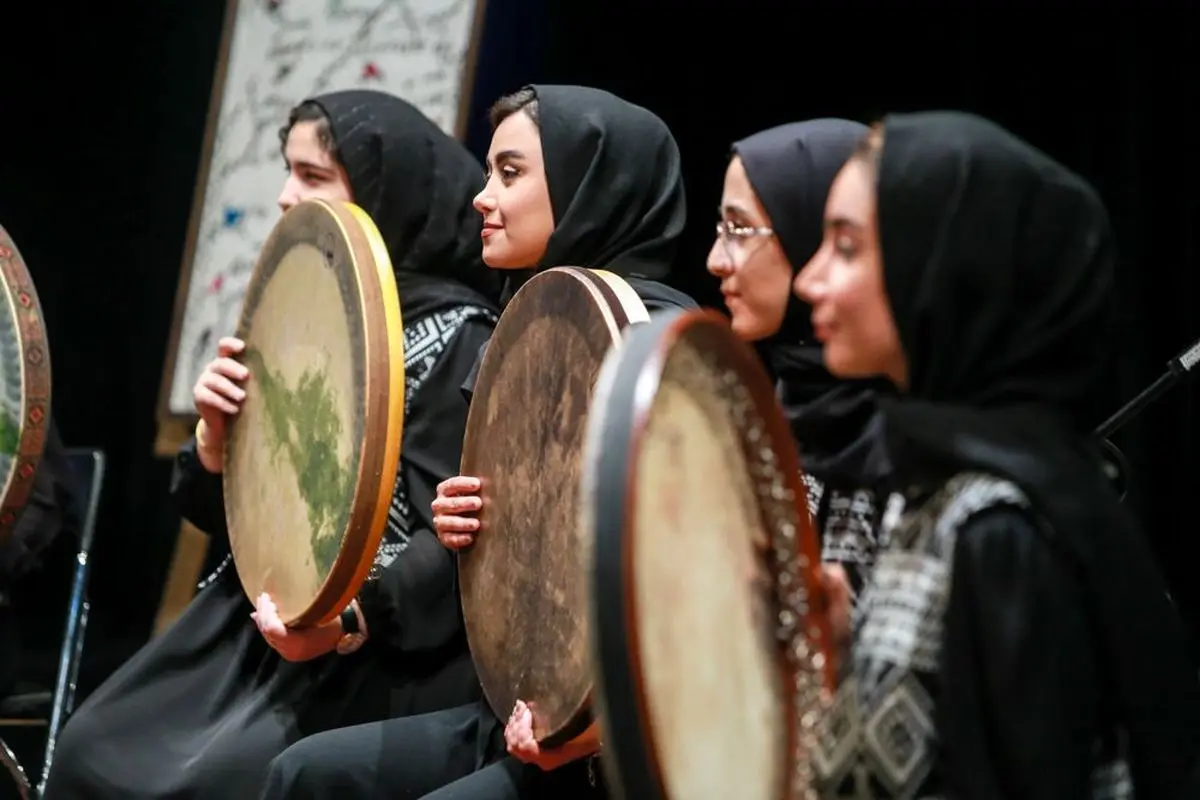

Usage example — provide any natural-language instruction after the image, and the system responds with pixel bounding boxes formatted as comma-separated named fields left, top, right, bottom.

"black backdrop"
left=1, top=1, right=1196, bottom=688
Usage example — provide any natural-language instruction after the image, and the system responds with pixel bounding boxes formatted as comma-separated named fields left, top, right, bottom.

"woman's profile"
left=260, top=84, right=696, bottom=800
left=43, top=89, right=502, bottom=800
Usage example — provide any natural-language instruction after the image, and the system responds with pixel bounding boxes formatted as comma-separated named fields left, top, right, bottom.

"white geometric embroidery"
left=377, top=304, right=495, bottom=568
left=802, top=472, right=824, bottom=520
left=805, top=473, right=884, bottom=605
left=197, top=304, right=496, bottom=587
left=857, top=550, right=950, bottom=683
left=814, top=472, right=1134, bottom=799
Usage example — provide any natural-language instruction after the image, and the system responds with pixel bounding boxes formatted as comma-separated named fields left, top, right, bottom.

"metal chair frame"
left=0, top=448, right=106, bottom=799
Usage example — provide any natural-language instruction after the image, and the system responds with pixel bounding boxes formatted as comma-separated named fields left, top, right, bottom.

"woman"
left=707, top=119, right=891, bottom=614
left=260, top=84, right=696, bottom=800
left=794, top=112, right=1200, bottom=797
left=43, top=89, right=502, bottom=799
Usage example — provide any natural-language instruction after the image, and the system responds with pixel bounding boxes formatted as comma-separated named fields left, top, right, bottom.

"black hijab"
left=876, top=111, right=1200, bottom=795
left=732, top=119, right=894, bottom=479
left=308, top=90, right=502, bottom=317
left=498, top=85, right=693, bottom=310
left=733, top=119, right=867, bottom=350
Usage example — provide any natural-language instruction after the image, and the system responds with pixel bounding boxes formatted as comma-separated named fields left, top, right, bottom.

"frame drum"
left=459, top=266, right=648, bottom=746
left=585, top=309, right=835, bottom=800
left=0, top=226, right=52, bottom=547
left=223, top=199, right=405, bottom=628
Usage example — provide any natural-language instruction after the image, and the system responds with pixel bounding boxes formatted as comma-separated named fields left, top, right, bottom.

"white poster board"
left=156, top=0, right=484, bottom=448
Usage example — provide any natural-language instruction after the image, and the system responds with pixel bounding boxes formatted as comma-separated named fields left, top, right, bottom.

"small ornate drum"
left=0, top=226, right=52, bottom=548
left=459, top=266, right=648, bottom=747
left=223, top=199, right=405, bottom=628
left=584, top=309, right=835, bottom=800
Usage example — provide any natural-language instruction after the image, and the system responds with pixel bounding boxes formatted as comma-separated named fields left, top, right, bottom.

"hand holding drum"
left=192, top=336, right=249, bottom=473
left=432, top=476, right=482, bottom=550
left=453, top=267, right=649, bottom=750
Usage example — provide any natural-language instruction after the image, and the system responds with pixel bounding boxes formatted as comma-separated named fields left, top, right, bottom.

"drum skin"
left=223, top=199, right=405, bottom=628
left=585, top=309, right=834, bottom=800
left=0, top=226, right=52, bottom=548
left=458, top=267, right=647, bottom=747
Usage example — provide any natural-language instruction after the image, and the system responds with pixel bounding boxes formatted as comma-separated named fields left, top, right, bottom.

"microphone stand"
left=1094, top=335, right=1200, bottom=499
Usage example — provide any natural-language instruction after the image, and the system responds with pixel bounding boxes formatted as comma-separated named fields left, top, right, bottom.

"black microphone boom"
left=1095, top=335, right=1200, bottom=440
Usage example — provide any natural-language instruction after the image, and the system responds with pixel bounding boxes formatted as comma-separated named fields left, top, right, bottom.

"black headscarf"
left=497, top=85, right=692, bottom=310
left=875, top=111, right=1200, bottom=795
left=307, top=90, right=502, bottom=317
left=732, top=119, right=894, bottom=479
left=733, top=119, right=867, bottom=349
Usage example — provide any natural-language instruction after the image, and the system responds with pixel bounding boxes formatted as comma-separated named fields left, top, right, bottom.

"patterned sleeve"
left=816, top=485, right=882, bottom=602
left=356, top=306, right=496, bottom=653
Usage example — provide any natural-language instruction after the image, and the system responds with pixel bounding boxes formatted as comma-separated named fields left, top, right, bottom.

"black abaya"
left=261, top=84, right=696, bottom=800
left=810, top=111, right=1200, bottom=798
left=43, top=310, right=493, bottom=799
left=42, top=90, right=503, bottom=799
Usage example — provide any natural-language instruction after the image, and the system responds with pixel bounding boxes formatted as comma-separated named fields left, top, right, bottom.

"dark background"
left=1, top=0, right=1196, bottom=771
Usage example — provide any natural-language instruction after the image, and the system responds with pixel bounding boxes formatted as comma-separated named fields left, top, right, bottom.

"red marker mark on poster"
left=362, top=62, right=382, bottom=80
left=208, top=274, right=225, bottom=294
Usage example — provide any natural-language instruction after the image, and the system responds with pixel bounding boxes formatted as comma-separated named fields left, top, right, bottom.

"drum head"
left=459, top=267, right=647, bottom=746
left=224, top=199, right=405, bottom=627
left=0, top=227, right=52, bottom=547
left=586, top=309, right=833, bottom=800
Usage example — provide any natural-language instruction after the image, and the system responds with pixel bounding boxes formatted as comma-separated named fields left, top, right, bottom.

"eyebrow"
left=287, top=158, right=334, bottom=174
left=488, top=149, right=526, bottom=167
left=826, top=216, right=865, bottom=232
left=718, top=201, right=753, bottom=218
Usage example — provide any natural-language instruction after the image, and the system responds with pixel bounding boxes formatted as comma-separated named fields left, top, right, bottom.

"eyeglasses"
left=715, top=220, right=774, bottom=265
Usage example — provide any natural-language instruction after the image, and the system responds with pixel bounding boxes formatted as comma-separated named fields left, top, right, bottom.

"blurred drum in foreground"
left=584, top=308, right=834, bottom=800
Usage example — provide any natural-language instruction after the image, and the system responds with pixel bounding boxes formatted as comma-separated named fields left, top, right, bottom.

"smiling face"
left=793, top=155, right=907, bottom=387
left=472, top=110, right=556, bottom=269
left=706, top=156, right=793, bottom=342
left=277, top=120, right=354, bottom=213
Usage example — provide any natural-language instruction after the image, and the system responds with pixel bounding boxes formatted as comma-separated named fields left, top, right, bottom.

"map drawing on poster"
left=160, top=0, right=484, bottom=420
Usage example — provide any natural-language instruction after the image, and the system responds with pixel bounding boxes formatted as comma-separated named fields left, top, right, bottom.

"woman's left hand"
left=505, top=699, right=601, bottom=771
left=251, top=592, right=342, bottom=662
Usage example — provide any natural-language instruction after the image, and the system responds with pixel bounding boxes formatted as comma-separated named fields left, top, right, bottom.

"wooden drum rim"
left=458, top=266, right=646, bottom=746
left=586, top=308, right=833, bottom=800
left=0, top=226, right=52, bottom=546
left=223, top=198, right=405, bottom=628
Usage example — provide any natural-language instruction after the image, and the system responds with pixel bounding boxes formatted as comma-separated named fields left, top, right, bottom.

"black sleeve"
left=0, top=421, right=77, bottom=581
left=359, top=317, right=494, bottom=654
left=939, top=505, right=1098, bottom=800
left=169, top=436, right=229, bottom=543
left=461, top=337, right=487, bottom=404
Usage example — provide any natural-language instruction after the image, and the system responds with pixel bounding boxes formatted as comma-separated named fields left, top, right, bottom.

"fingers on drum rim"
left=217, top=336, right=245, bottom=356
left=436, top=515, right=479, bottom=533
left=195, top=387, right=239, bottom=416
left=438, top=475, right=480, bottom=495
